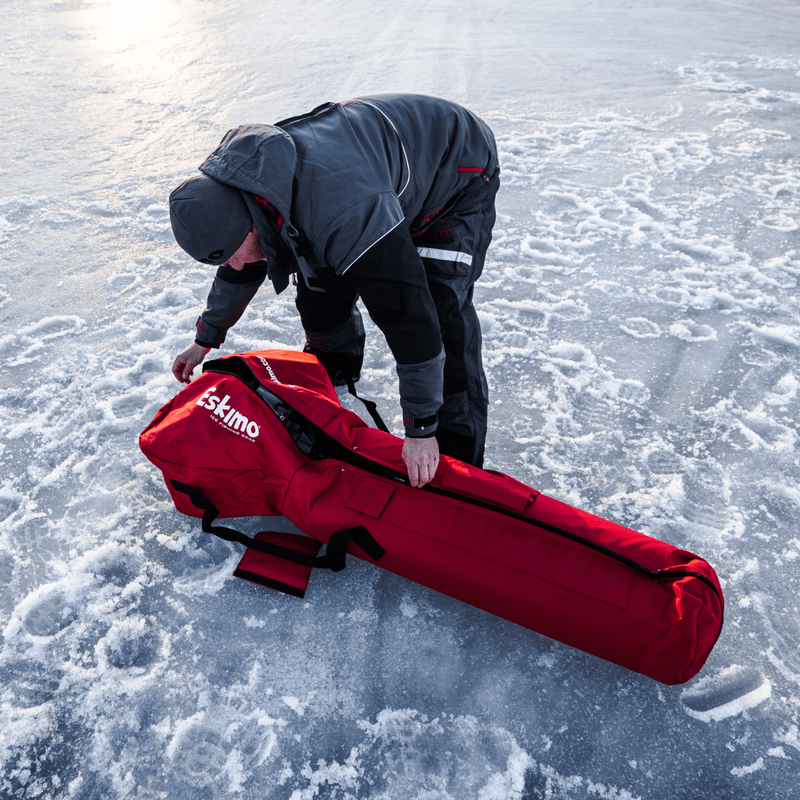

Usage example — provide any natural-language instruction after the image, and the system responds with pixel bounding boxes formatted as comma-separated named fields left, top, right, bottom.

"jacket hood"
left=199, top=125, right=297, bottom=221
left=198, top=124, right=299, bottom=294
left=169, top=173, right=253, bottom=266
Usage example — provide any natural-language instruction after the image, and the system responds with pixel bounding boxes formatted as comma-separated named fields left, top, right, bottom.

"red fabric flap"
left=233, top=531, right=322, bottom=598
left=345, top=476, right=396, bottom=518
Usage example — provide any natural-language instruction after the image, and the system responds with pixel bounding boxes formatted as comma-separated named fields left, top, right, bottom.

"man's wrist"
left=405, top=430, right=437, bottom=439
left=402, top=411, right=438, bottom=438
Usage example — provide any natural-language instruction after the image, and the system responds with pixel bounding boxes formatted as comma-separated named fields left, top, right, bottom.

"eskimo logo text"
left=257, top=356, right=281, bottom=383
left=195, top=387, right=260, bottom=440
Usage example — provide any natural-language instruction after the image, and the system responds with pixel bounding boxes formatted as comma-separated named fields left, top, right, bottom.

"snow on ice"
left=2, top=0, right=800, bottom=798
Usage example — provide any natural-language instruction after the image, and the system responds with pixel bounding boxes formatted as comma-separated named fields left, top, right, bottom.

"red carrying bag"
left=139, top=350, right=724, bottom=685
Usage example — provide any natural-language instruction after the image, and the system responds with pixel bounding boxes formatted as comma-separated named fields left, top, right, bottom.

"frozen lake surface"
left=2, top=1, right=800, bottom=797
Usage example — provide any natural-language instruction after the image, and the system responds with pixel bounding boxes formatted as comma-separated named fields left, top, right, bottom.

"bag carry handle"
left=169, top=480, right=386, bottom=572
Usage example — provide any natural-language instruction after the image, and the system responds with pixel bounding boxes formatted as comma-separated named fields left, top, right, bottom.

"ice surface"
left=2, top=0, right=800, bottom=797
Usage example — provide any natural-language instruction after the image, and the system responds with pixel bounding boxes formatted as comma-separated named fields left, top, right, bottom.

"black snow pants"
left=296, top=172, right=500, bottom=468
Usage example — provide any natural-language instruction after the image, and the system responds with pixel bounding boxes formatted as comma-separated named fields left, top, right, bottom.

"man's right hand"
left=172, top=342, right=211, bottom=384
left=402, top=435, right=440, bottom=488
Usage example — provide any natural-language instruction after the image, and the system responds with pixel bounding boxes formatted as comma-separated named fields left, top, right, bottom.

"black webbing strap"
left=170, top=480, right=385, bottom=572
left=345, top=377, right=389, bottom=433
left=325, top=524, right=387, bottom=564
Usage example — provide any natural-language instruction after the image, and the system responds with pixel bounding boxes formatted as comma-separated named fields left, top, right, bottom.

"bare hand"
left=402, top=436, right=440, bottom=488
left=172, top=342, right=210, bottom=384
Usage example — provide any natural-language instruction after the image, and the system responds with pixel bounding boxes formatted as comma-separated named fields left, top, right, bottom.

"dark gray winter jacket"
left=193, top=94, right=498, bottom=434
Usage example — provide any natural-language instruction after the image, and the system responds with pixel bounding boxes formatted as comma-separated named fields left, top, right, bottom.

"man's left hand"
left=172, top=342, right=210, bottom=384
left=402, top=436, right=440, bottom=488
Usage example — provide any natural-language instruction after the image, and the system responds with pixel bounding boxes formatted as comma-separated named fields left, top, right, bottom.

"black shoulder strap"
left=345, top=377, right=389, bottom=432
left=170, top=480, right=385, bottom=571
